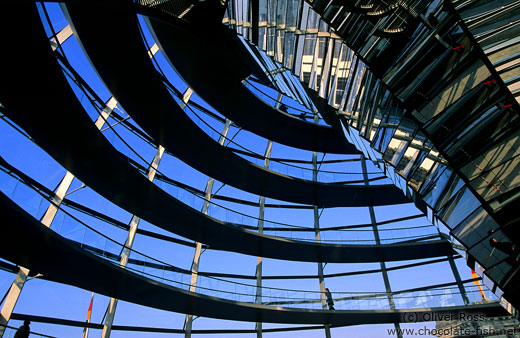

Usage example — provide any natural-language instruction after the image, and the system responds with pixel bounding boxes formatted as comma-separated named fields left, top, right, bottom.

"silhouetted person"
left=325, top=288, right=335, bottom=310
left=14, top=320, right=30, bottom=338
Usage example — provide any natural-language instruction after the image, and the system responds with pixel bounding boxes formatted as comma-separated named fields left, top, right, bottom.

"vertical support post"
left=318, top=38, right=335, bottom=99
left=446, top=254, right=480, bottom=333
left=50, top=24, right=73, bottom=51
left=184, top=119, right=232, bottom=338
left=250, top=0, right=259, bottom=46
left=254, top=92, right=281, bottom=337
left=101, top=145, right=165, bottom=338
left=312, top=113, right=332, bottom=338
left=429, top=198, right=470, bottom=305
left=448, top=255, right=470, bottom=305
left=0, top=97, right=117, bottom=337
left=360, top=154, right=402, bottom=338
left=180, top=87, right=194, bottom=110
left=100, top=45, right=158, bottom=337
left=0, top=173, right=74, bottom=336
left=0, top=268, right=29, bottom=337
left=255, top=140, right=272, bottom=338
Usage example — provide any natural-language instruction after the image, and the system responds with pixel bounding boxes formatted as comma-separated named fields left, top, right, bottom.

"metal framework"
left=224, top=0, right=520, bottom=315
left=0, top=1, right=518, bottom=337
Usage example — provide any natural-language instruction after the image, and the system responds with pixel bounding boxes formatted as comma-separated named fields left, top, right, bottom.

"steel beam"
left=50, top=24, right=73, bottom=51
left=448, top=255, right=471, bottom=305
left=184, top=118, right=232, bottom=338
left=255, top=140, right=273, bottom=338
left=0, top=97, right=117, bottom=338
left=101, top=145, right=165, bottom=338
left=0, top=172, right=74, bottom=337
left=100, top=38, right=162, bottom=337
left=312, top=113, right=332, bottom=338
left=255, top=92, right=281, bottom=337
left=360, top=154, right=402, bottom=338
